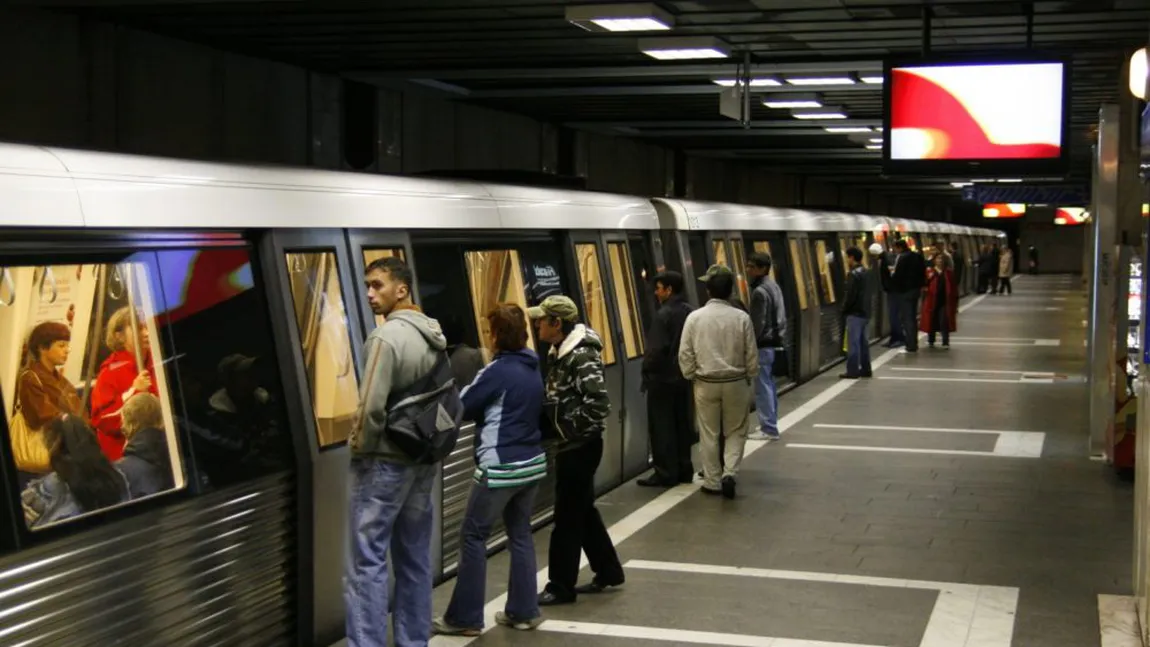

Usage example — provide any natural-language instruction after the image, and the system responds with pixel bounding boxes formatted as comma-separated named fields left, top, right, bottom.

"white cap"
left=868, top=243, right=884, bottom=255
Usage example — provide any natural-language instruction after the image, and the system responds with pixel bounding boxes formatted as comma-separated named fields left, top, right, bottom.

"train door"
left=786, top=235, right=820, bottom=380
left=749, top=236, right=799, bottom=388
left=808, top=234, right=844, bottom=370
left=685, top=233, right=709, bottom=307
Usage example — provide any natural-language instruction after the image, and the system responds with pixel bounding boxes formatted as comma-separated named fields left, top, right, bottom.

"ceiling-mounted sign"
left=719, top=85, right=744, bottom=121
left=961, top=184, right=1088, bottom=205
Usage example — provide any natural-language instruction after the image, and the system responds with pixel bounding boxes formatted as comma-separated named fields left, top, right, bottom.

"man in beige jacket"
left=678, top=265, right=758, bottom=499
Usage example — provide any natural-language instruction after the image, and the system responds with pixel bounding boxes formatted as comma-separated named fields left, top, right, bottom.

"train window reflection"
left=787, top=240, right=809, bottom=310
left=0, top=261, right=185, bottom=531
left=752, top=242, right=777, bottom=282
left=463, top=250, right=536, bottom=364
left=813, top=240, right=837, bottom=304
left=285, top=251, right=359, bottom=448
left=574, top=244, right=616, bottom=366
left=730, top=239, right=749, bottom=305
left=362, top=248, right=406, bottom=329
left=607, top=243, right=643, bottom=360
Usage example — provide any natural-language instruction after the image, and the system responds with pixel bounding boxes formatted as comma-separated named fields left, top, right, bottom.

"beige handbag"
left=10, top=372, right=51, bottom=474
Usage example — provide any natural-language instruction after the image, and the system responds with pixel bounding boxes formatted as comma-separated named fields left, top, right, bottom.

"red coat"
left=919, top=267, right=958, bottom=333
left=90, top=350, right=157, bottom=461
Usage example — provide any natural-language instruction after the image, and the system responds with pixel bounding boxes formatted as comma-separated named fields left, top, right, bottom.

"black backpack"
left=384, top=352, right=463, bottom=464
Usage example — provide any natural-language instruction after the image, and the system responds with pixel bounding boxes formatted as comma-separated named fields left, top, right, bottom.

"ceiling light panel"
left=713, top=78, right=782, bottom=87
left=763, top=93, right=822, bottom=108
left=786, top=76, right=857, bottom=86
left=861, top=76, right=884, bottom=84
left=865, top=144, right=883, bottom=150
left=567, top=3, right=674, bottom=32
left=792, top=107, right=848, bottom=119
left=824, top=126, right=872, bottom=133
left=640, top=36, right=729, bottom=60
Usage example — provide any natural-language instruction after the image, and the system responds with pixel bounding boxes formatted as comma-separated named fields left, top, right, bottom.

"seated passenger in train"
left=434, top=304, right=546, bottom=635
left=117, top=393, right=174, bottom=498
left=91, top=306, right=157, bottom=462
left=528, top=295, right=624, bottom=606
left=13, top=321, right=84, bottom=488
left=22, top=415, right=130, bottom=529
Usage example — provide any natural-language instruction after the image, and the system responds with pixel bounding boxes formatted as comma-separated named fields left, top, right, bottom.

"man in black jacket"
left=890, top=240, right=926, bottom=352
left=840, top=247, right=873, bottom=379
left=637, top=271, right=696, bottom=487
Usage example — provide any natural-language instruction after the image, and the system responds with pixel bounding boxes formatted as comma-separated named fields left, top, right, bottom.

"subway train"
left=0, top=143, right=1004, bottom=646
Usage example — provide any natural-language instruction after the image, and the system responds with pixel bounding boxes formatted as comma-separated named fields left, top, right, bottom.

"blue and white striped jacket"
left=460, top=348, right=546, bottom=488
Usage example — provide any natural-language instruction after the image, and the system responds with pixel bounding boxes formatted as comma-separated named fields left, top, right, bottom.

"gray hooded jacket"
left=351, top=307, right=447, bottom=462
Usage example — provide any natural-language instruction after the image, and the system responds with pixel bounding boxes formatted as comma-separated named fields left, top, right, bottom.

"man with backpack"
left=348, top=256, right=461, bottom=647
left=528, top=295, right=624, bottom=606
left=744, top=253, right=786, bottom=441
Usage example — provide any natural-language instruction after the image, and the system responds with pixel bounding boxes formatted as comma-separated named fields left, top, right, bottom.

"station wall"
left=0, top=6, right=945, bottom=219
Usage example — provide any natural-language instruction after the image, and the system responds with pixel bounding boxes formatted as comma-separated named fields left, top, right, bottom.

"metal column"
left=1089, top=105, right=1120, bottom=458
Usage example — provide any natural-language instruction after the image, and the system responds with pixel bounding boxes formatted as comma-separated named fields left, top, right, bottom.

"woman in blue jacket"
left=434, top=303, right=546, bottom=635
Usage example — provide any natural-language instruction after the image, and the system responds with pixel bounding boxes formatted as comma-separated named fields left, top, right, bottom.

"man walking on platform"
left=744, top=253, right=786, bottom=441
left=638, top=271, right=696, bottom=488
left=839, top=247, right=873, bottom=380
left=679, top=265, right=757, bottom=500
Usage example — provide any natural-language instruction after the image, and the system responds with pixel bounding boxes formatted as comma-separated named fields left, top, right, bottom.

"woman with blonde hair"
left=116, top=393, right=174, bottom=498
left=91, top=306, right=157, bottom=461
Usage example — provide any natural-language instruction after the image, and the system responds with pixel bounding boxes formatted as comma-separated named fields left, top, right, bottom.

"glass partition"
left=607, top=243, right=644, bottom=360
left=574, top=244, right=617, bottom=366
left=463, top=250, right=536, bottom=363
left=362, top=248, right=406, bottom=329
left=285, top=251, right=359, bottom=448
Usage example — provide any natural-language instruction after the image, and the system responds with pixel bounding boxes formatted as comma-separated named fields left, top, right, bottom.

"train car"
left=0, top=143, right=1004, bottom=647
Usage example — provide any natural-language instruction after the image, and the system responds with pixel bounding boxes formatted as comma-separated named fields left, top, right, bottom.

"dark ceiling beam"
left=464, top=84, right=883, bottom=99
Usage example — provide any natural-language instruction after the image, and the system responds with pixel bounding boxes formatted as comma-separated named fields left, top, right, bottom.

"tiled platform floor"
left=339, top=274, right=1133, bottom=647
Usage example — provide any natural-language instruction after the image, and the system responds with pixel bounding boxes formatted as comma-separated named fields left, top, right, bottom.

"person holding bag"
left=11, top=321, right=83, bottom=489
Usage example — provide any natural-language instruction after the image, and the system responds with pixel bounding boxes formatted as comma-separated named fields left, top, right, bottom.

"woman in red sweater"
left=91, top=307, right=157, bottom=461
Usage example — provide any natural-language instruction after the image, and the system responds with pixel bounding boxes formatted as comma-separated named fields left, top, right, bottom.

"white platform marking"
left=620, top=560, right=1018, bottom=647
left=877, top=376, right=1054, bottom=384
left=810, top=424, right=1046, bottom=458
left=889, top=368, right=1055, bottom=377
left=539, top=620, right=883, bottom=647
left=1098, top=595, right=1141, bottom=647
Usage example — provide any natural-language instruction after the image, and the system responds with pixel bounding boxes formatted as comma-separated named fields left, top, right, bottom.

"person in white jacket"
left=678, top=265, right=758, bottom=500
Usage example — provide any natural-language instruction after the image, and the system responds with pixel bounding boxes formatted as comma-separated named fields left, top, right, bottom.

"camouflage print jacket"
left=544, top=324, right=610, bottom=446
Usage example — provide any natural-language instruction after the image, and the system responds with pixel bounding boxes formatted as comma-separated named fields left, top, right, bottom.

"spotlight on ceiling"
left=566, top=3, right=674, bottom=32
left=1130, top=47, right=1147, bottom=100
left=639, top=36, right=729, bottom=60
left=763, top=93, right=822, bottom=109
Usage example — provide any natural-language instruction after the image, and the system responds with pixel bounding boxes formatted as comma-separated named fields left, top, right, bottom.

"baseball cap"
left=526, top=295, right=580, bottom=322
left=868, top=243, right=884, bottom=255
left=697, top=264, right=734, bottom=282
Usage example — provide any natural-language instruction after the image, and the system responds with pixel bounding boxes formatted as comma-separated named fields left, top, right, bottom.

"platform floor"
left=345, top=274, right=1134, bottom=647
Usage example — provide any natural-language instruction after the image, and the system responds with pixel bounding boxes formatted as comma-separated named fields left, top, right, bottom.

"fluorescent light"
left=763, top=93, right=822, bottom=108
left=640, top=36, right=728, bottom=60
left=970, top=178, right=994, bottom=183
left=824, top=126, right=872, bottom=133
left=567, top=3, right=674, bottom=32
left=868, top=137, right=883, bottom=143
left=861, top=76, right=884, bottom=84
left=997, top=178, right=1023, bottom=183
left=865, top=144, right=882, bottom=150
left=792, top=108, right=847, bottom=119
left=786, top=76, right=856, bottom=86
left=714, top=78, right=782, bottom=87
left=951, top=182, right=973, bottom=188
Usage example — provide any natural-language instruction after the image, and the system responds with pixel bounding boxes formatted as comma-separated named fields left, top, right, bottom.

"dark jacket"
left=890, top=250, right=926, bottom=292
left=877, top=252, right=895, bottom=293
left=841, top=266, right=870, bottom=319
left=749, top=276, right=787, bottom=349
left=118, top=427, right=175, bottom=498
left=460, top=348, right=545, bottom=467
left=641, top=295, right=693, bottom=385
left=544, top=324, right=610, bottom=445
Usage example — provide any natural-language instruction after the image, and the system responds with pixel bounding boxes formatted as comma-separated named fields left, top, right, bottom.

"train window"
left=463, top=250, right=536, bottom=363
left=813, top=240, right=837, bottom=304
left=712, top=240, right=729, bottom=268
left=788, top=240, right=809, bottom=310
left=0, top=260, right=186, bottom=531
left=730, top=239, right=750, bottom=305
left=573, top=244, right=617, bottom=366
left=285, top=251, right=359, bottom=448
left=362, top=248, right=406, bottom=328
left=607, top=243, right=644, bottom=360
left=752, top=242, right=777, bottom=282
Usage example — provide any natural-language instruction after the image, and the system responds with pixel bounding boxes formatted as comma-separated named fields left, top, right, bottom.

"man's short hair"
left=747, top=252, right=772, bottom=273
left=653, top=271, right=685, bottom=295
left=365, top=256, right=413, bottom=291
left=893, top=240, right=909, bottom=251
left=705, top=272, right=735, bottom=300
left=846, top=247, right=863, bottom=263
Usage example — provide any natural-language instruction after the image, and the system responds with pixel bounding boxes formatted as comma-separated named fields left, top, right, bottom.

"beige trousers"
left=693, top=379, right=752, bottom=490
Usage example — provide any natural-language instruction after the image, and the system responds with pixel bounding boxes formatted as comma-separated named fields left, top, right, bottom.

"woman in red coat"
left=91, top=306, right=157, bottom=461
left=920, top=253, right=958, bottom=348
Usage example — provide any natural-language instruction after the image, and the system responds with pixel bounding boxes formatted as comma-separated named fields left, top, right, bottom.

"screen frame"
left=882, top=51, right=1072, bottom=178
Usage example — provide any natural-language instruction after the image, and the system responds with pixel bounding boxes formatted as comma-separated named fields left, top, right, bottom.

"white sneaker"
left=747, top=431, right=771, bottom=441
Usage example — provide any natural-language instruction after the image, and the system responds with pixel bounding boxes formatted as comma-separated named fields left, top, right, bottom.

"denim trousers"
left=753, top=348, right=778, bottom=437
left=345, top=458, right=437, bottom=647
left=845, top=315, right=872, bottom=377
left=444, top=481, right=540, bottom=628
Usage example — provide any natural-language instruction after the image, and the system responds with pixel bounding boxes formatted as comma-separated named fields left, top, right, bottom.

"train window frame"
left=462, top=249, right=538, bottom=364
left=284, top=249, right=361, bottom=450
left=573, top=243, right=617, bottom=366
left=787, top=239, right=810, bottom=311
left=606, top=242, right=644, bottom=360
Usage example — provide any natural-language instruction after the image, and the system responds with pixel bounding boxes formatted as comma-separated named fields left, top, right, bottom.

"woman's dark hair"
left=45, top=415, right=126, bottom=512
left=653, top=271, right=685, bottom=295
left=705, top=272, right=735, bottom=300
left=24, top=321, right=71, bottom=366
left=487, top=303, right=529, bottom=352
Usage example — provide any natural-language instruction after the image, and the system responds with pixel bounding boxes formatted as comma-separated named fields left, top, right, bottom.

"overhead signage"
left=962, top=185, right=1088, bottom=205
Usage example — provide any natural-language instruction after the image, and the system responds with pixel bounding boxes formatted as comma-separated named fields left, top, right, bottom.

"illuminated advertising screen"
left=1053, top=207, right=1088, bottom=225
left=982, top=203, right=1026, bottom=219
left=884, top=57, right=1069, bottom=175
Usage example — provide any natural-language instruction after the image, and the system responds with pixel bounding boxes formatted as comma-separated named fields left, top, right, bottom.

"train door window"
left=607, top=243, right=644, bottom=359
left=812, top=240, right=837, bottom=304
left=463, top=250, right=536, bottom=363
left=712, top=239, right=730, bottom=268
left=752, top=241, right=777, bottom=282
left=574, top=244, right=617, bottom=366
left=730, top=238, right=750, bottom=305
left=285, top=252, right=359, bottom=448
left=0, top=259, right=188, bottom=531
left=787, top=240, right=809, bottom=310
left=627, top=237, right=655, bottom=333
left=361, top=248, right=406, bottom=328
left=687, top=234, right=708, bottom=279
left=838, top=238, right=851, bottom=281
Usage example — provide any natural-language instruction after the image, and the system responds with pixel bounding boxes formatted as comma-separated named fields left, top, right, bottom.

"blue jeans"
left=846, top=315, right=872, bottom=377
left=885, top=292, right=904, bottom=345
left=754, top=348, right=779, bottom=437
left=346, top=458, right=437, bottom=647
left=445, top=482, right=540, bottom=628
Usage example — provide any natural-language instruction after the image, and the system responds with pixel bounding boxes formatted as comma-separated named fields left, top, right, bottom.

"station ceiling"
left=30, top=0, right=1150, bottom=201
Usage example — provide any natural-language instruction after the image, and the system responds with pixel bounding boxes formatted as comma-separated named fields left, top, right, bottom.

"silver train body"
left=0, top=143, right=1003, bottom=646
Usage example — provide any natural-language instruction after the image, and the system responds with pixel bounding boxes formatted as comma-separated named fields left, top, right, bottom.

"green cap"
left=527, top=295, right=580, bottom=322
left=697, top=264, right=734, bottom=281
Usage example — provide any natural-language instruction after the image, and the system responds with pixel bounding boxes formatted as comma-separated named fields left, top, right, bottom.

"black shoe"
left=721, top=476, right=736, bottom=500
left=574, top=576, right=624, bottom=594
left=637, top=477, right=675, bottom=488
left=838, top=373, right=859, bottom=380
left=860, top=372, right=873, bottom=378
left=700, top=486, right=721, bottom=496
left=538, top=590, right=575, bottom=606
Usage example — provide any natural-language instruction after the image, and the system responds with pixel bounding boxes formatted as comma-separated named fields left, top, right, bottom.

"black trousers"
left=897, top=290, right=920, bottom=351
left=547, top=438, right=624, bottom=598
left=647, top=381, right=695, bottom=484
left=998, top=277, right=1012, bottom=294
